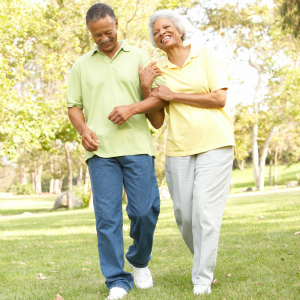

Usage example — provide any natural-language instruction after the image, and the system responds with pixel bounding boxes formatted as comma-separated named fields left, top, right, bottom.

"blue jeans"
left=88, top=155, right=160, bottom=291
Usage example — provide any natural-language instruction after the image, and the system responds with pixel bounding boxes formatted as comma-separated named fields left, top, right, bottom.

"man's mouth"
left=99, top=38, right=113, bottom=45
left=161, top=36, right=171, bottom=43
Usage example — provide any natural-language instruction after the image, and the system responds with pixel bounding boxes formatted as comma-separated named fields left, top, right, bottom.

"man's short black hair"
left=86, top=3, right=117, bottom=28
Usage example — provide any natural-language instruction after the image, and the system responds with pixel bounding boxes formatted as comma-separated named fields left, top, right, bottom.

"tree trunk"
left=49, top=178, right=54, bottom=193
left=64, top=142, right=73, bottom=210
left=274, top=146, right=278, bottom=186
left=49, top=158, right=54, bottom=193
left=258, top=126, right=279, bottom=191
left=252, top=124, right=259, bottom=189
left=237, top=159, right=245, bottom=170
left=89, top=190, right=94, bottom=209
left=59, top=174, right=65, bottom=192
left=35, top=165, right=43, bottom=194
left=249, top=57, right=263, bottom=190
left=85, top=168, right=90, bottom=191
left=19, top=163, right=27, bottom=185
left=269, top=160, right=273, bottom=187
left=77, top=165, right=83, bottom=186
left=31, top=171, right=35, bottom=190
left=54, top=179, right=61, bottom=194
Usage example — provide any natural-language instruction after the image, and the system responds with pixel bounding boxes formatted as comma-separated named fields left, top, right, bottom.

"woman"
left=142, top=10, right=235, bottom=295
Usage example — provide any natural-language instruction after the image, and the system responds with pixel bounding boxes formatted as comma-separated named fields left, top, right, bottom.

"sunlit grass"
left=231, top=162, right=300, bottom=193
left=0, top=195, right=55, bottom=216
left=1, top=190, right=300, bottom=299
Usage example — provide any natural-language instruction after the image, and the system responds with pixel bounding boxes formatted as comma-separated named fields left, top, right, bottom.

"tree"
left=1, top=0, right=195, bottom=200
left=232, top=104, right=252, bottom=170
left=192, top=0, right=300, bottom=190
left=278, top=0, right=300, bottom=38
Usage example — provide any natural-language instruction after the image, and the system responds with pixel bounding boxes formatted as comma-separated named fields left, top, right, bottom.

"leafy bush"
left=73, top=186, right=90, bottom=208
left=15, top=183, right=35, bottom=195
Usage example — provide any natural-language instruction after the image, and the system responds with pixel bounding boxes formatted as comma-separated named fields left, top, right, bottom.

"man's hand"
left=139, top=62, right=162, bottom=88
left=81, top=127, right=100, bottom=152
left=108, top=105, right=136, bottom=125
left=150, top=82, right=175, bottom=102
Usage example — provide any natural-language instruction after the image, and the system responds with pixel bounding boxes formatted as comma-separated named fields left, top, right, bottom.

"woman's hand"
left=150, top=82, right=175, bottom=102
left=139, top=62, right=162, bottom=89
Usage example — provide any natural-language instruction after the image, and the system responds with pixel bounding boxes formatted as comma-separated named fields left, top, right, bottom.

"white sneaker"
left=193, top=284, right=212, bottom=295
left=128, top=263, right=153, bottom=289
left=105, top=287, right=128, bottom=300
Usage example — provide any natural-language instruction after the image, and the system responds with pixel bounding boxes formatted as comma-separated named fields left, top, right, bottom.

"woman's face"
left=153, top=18, right=182, bottom=50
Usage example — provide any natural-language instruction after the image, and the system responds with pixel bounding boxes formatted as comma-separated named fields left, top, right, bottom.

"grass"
left=231, top=162, right=300, bottom=193
left=1, top=190, right=300, bottom=299
left=0, top=195, right=55, bottom=216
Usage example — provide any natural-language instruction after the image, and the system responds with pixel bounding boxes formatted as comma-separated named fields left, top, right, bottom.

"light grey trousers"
left=165, top=146, right=234, bottom=285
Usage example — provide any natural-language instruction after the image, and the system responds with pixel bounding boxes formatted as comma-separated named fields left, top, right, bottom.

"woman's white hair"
left=148, top=10, right=188, bottom=48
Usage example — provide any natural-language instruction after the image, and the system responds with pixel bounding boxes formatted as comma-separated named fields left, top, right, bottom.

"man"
left=66, top=3, right=166, bottom=300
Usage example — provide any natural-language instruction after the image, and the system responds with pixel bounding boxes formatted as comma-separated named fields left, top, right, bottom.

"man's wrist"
left=141, top=82, right=150, bottom=88
left=141, top=84, right=151, bottom=95
left=78, top=124, right=88, bottom=136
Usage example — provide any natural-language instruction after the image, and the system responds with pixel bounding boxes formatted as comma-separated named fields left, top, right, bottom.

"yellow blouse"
left=157, top=44, right=235, bottom=157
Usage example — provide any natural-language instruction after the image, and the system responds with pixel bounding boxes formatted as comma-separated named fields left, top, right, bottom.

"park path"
left=228, top=186, right=300, bottom=198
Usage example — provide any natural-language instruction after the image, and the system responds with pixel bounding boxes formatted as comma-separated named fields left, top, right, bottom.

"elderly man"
left=66, top=3, right=166, bottom=300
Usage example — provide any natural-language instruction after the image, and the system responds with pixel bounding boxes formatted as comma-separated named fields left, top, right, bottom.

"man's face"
left=88, top=15, right=119, bottom=56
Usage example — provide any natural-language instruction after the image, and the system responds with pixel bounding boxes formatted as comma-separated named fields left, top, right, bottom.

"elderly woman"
left=142, top=10, right=235, bottom=295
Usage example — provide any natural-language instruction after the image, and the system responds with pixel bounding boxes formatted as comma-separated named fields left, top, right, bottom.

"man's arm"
left=107, top=96, right=168, bottom=128
left=68, top=107, right=100, bottom=152
left=108, top=62, right=168, bottom=128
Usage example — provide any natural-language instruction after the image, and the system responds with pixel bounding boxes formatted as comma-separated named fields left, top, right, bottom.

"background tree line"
left=0, top=0, right=299, bottom=206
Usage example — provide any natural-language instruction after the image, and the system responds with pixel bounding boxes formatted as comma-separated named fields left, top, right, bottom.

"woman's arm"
left=151, top=83, right=227, bottom=109
left=138, top=62, right=167, bottom=129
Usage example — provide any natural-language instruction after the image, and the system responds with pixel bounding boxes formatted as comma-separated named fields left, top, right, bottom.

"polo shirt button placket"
left=179, top=69, right=184, bottom=78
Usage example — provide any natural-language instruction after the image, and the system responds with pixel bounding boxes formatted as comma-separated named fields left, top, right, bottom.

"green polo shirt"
left=66, top=40, right=164, bottom=161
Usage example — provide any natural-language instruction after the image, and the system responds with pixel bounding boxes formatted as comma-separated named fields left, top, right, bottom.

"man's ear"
left=115, top=18, right=118, bottom=30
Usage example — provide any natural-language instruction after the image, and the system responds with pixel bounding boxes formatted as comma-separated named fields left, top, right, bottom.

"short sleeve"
left=66, top=63, right=83, bottom=109
left=139, top=51, right=166, bottom=90
left=205, top=47, right=228, bottom=92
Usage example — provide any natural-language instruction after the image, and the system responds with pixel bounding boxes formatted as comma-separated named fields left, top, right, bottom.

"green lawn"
left=231, top=162, right=300, bottom=193
left=1, top=190, right=300, bottom=299
left=0, top=195, right=56, bottom=216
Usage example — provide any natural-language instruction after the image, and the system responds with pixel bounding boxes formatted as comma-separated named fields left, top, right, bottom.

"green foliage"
left=73, top=186, right=90, bottom=208
left=278, top=0, right=300, bottom=38
left=0, top=0, right=195, bottom=161
left=14, top=183, right=35, bottom=195
left=233, top=104, right=252, bottom=162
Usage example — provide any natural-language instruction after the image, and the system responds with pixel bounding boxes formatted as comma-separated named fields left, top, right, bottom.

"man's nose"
left=101, top=35, right=110, bottom=43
